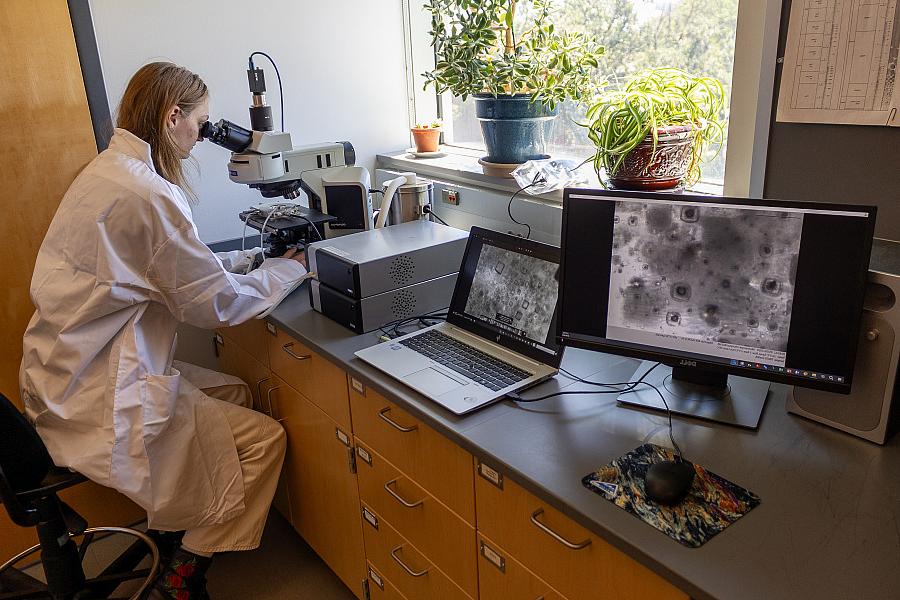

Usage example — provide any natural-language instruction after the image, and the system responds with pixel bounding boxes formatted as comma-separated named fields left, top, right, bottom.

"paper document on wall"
left=776, top=0, right=900, bottom=126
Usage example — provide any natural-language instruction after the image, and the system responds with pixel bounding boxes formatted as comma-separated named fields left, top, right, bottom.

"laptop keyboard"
left=399, top=330, right=533, bottom=392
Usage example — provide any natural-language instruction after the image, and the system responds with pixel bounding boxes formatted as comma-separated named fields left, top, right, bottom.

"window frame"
left=401, top=0, right=783, bottom=199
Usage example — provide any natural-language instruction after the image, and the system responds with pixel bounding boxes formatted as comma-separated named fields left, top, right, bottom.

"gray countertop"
left=268, top=283, right=900, bottom=600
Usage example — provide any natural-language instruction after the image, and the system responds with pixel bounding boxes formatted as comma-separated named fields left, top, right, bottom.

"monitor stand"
left=617, top=361, right=771, bottom=429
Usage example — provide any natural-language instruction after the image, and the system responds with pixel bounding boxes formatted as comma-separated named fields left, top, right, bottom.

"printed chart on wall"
left=777, top=0, right=900, bottom=126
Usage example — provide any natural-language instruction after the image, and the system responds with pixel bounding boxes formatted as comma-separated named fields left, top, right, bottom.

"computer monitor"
left=558, top=188, right=877, bottom=428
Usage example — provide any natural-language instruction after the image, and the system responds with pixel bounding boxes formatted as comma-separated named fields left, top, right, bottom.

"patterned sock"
left=152, top=547, right=212, bottom=599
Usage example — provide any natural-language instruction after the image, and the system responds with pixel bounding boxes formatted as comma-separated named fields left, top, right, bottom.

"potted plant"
left=583, top=67, right=726, bottom=190
left=411, top=119, right=443, bottom=153
left=423, top=0, right=604, bottom=167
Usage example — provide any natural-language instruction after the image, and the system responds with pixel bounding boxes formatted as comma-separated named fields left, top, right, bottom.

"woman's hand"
left=280, top=247, right=307, bottom=268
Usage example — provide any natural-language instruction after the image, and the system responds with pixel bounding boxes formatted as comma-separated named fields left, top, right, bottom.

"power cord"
left=506, top=174, right=546, bottom=239
left=508, top=362, right=684, bottom=459
left=376, top=309, right=449, bottom=341
left=422, top=205, right=448, bottom=226
left=249, top=51, right=285, bottom=133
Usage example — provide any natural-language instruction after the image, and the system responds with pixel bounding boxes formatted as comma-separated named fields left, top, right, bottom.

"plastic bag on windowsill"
left=511, top=158, right=588, bottom=194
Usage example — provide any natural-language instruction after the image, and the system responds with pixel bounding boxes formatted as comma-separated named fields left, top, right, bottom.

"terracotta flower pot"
left=607, top=124, right=697, bottom=191
left=411, top=127, right=441, bottom=153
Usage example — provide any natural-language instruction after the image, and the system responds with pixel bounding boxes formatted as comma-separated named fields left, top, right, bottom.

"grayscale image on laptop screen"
left=463, top=243, right=559, bottom=344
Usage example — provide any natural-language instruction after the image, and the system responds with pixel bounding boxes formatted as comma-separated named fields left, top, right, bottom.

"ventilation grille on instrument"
left=391, top=289, right=417, bottom=319
left=388, top=255, right=415, bottom=285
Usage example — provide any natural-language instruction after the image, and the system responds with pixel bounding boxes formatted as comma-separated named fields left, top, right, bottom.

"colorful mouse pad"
left=582, top=443, right=760, bottom=548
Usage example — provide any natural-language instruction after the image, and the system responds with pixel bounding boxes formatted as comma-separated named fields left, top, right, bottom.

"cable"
left=507, top=183, right=536, bottom=239
left=376, top=309, right=449, bottom=341
left=509, top=362, right=684, bottom=459
left=422, top=205, right=448, bottom=226
left=249, top=52, right=285, bottom=133
left=292, top=214, right=324, bottom=242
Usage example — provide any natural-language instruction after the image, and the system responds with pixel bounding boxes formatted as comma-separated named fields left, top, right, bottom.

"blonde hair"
left=117, top=62, right=207, bottom=194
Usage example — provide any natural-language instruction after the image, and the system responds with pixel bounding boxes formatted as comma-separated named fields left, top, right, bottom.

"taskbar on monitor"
left=558, top=331, right=850, bottom=391
left=731, top=359, right=845, bottom=384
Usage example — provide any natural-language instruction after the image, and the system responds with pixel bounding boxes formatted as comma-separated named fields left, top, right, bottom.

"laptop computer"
left=354, top=226, right=563, bottom=415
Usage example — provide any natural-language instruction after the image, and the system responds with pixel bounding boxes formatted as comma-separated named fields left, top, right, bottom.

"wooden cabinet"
left=267, top=326, right=352, bottom=430
left=361, top=503, right=472, bottom=600
left=271, top=377, right=366, bottom=599
left=366, top=563, right=409, bottom=600
left=475, top=466, right=687, bottom=600
left=355, top=440, right=477, bottom=597
left=349, top=378, right=475, bottom=523
left=215, top=331, right=271, bottom=412
left=217, top=320, right=270, bottom=367
left=477, top=533, right=566, bottom=600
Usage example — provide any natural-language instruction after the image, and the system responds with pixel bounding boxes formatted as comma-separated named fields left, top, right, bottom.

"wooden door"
left=0, top=0, right=144, bottom=560
left=271, top=378, right=367, bottom=599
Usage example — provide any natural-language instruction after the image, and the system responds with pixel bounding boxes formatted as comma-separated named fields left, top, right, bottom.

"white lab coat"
left=20, top=128, right=305, bottom=530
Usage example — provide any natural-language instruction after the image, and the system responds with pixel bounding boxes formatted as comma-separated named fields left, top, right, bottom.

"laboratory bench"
left=212, top=282, right=900, bottom=600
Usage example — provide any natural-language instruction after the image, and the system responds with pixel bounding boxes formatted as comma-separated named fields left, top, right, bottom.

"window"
left=409, top=0, right=748, bottom=190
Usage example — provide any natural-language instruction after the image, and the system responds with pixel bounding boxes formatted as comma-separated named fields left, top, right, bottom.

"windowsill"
left=376, top=146, right=725, bottom=204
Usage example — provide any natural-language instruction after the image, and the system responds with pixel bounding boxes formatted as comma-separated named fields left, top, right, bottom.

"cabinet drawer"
left=271, top=379, right=366, bottom=598
left=349, top=378, right=474, bottom=523
left=267, top=326, right=351, bottom=430
left=217, top=319, right=269, bottom=366
left=215, top=335, right=270, bottom=412
left=361, top=504, right=472, bottom=600
left=366, top=563, right=409, bottom=600
left=356, top=441, right=476, bottom=597
left=476, top=468, right=687, bottom=600
left=478, top=533, right=566, bottom=600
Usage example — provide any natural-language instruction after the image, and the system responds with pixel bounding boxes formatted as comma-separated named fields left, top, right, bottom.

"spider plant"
left=584, top=68, right=727, bottom=186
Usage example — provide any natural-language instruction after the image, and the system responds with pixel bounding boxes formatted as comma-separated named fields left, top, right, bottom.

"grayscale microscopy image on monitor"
left=607, top=202, right=803, bottom=354
left=465, top=244, right=559, bottom=343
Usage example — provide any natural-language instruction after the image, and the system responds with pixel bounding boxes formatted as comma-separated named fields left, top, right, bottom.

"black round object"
left=643, top=460, right=695, bottom=506
left=249, top=105, right=274, bottom=132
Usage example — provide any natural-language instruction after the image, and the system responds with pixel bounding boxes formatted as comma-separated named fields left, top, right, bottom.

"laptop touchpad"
left=406, top=367, right=464, bottom=396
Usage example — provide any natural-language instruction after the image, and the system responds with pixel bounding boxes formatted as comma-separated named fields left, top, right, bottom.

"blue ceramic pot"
left=474, top=94, right=558, bottom=164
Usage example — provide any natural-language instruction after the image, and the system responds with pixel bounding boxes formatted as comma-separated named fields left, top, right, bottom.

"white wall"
left=90, top=0, right=411, bottom=243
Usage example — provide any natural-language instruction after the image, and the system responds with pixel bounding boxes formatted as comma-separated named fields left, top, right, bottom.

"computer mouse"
left=643, top=459, right=695, bottom=506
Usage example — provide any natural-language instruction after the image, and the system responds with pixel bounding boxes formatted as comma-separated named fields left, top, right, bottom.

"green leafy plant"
left=584, top=67, right=726, bottom=185
left=423, top=0, right=605, bottom=109
left=412, top=118, right=443, bottom=129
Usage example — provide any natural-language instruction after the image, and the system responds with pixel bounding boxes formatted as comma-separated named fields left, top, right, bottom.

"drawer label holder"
left=362, top=506, right=379, bottom=530
left=480, top=540, right=506, bottom=573
left=350, top=377, right=365, bottom=394
left=367, top=566, right=384, bottom=590
left=356, top=445, right=373, bottom=466
left=265, top=322, right=277, bottom=336
left=478, top=461, right=504, bottom=489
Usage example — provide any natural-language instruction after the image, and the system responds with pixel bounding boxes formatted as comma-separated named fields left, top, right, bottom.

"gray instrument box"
left=307, top=220, right=468, bottom=333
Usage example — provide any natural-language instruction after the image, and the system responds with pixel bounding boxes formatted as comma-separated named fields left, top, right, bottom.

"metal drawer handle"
left=255, top=377, right=271, bottom=412
left=530, top=508, right=592, bottom=550
left=384, top=478, right=424, bottom=508
left=282, top=342, right=311, bottom=361
left=390, top=545, right=429, bottom=577
left=266, top=386, right=285, bottom=423
left=378, top=407, right=418, bottom=432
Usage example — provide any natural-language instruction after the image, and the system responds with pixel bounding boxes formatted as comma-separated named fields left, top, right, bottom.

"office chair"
left=0, top=392, right=161, bottom=600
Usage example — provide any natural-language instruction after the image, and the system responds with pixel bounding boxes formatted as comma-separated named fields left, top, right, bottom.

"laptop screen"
left=448, top=227, right=563, bottom=367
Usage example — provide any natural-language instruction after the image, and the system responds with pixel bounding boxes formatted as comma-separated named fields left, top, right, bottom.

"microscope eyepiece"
left=200, top=119, right=253, bottom=153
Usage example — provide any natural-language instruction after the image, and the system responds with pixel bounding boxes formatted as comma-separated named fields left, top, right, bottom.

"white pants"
left=174, top=361, right=286, bottom=553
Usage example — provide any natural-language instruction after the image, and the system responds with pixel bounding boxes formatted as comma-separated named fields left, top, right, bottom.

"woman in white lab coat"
left=20, top=62, right=299, bottom=599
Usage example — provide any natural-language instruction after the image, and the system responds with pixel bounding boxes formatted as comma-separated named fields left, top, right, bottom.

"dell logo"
left=680, top=359, right=697, bottom=367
